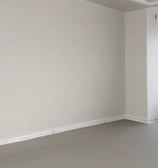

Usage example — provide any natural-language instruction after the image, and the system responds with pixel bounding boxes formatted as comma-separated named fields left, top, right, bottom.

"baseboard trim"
left=125, top=115, right=158, bottom=124
left=1, top=114, right=157, bottom=146
left=0, top=115, right=124, bottom=146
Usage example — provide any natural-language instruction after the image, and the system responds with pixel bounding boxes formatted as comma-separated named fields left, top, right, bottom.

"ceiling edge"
left=131, top=0, right=158, bottom=6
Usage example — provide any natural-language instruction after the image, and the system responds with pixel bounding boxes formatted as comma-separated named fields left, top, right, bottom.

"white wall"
left=125, top=9, right=148, bottom=121
left=0, top=0, right=125, bottom=139
left=147, top=7, right=158, bottom=120
left=125, top=7, right=158, bottom=122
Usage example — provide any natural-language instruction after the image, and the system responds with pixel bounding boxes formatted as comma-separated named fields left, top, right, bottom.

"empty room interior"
left=1, top=0, right=158, bottom=167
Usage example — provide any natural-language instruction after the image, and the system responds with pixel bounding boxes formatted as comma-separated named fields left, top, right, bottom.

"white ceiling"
left=86, top=0, right=158, bottom=12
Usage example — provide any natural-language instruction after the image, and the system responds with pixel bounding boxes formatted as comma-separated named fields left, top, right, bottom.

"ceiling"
left=86, top=0, right=158, bottom=12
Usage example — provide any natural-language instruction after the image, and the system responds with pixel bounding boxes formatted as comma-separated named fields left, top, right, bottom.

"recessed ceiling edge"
left=131, top=0, right=158, bottom=5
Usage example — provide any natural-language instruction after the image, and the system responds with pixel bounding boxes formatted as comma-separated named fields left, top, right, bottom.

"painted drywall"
left=125, top=9, right=148, bottom=120
left=147, top=7, right=158, bottom=120
left=125, top=7, right=158, bottom=122
left=0, top=0, right=125, bottom=139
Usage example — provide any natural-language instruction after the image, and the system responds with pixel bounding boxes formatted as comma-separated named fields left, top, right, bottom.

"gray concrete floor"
left=0, top=120, right=158, bottom=168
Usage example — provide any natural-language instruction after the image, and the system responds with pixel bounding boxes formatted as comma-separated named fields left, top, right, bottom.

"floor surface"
left=0, top=120, right=158, bottom=168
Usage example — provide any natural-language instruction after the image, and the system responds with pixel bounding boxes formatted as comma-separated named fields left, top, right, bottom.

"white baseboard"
left=0, top=115, right=124, bottom=146
left=0, top=114, right=157, bottom=146
left=148, top=115, right=158, bottom=123
left=0, top=129, right=55, bottom=146
left=125, top=115, right=158, bottom=124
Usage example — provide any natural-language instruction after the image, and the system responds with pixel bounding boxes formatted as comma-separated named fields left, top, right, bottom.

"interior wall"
left=147, top=7, right=158, bottom=120
left=0, top=0, right=125, bottom=139
left=125, top=9, right=148, bottom=120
